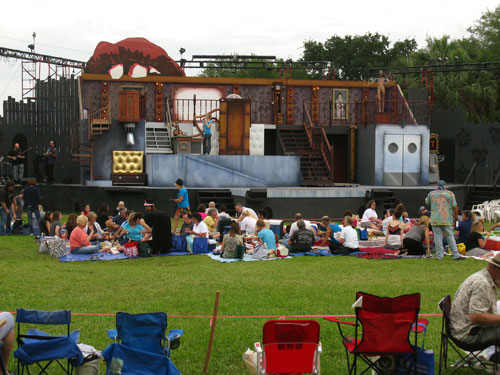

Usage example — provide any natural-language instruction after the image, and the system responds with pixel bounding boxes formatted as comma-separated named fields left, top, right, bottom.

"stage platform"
left=34, top=183, right=466, bottom=219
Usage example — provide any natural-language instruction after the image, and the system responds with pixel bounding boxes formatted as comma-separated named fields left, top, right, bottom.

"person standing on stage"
left=7, top=143, right=25, bottom=184
left=170, top=178, right=190, bottom=234
left=44, top=140, right=58, bottom=184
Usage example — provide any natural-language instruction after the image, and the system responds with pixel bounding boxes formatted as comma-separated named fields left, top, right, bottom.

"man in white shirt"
left=234, top=203, right=257, bottom=220
left=289, top=213, right=316, bottom=238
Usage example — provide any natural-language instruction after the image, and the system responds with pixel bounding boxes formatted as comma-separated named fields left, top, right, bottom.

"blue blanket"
left=59, top=251, right=192, bottom=262
left=206, top=253, right=292, bottom=263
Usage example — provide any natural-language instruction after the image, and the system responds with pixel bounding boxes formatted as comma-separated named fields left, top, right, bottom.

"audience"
left=49, top=211, right=62, bottom=237
left=84, top=211, right=106, bottom=240
left=64, top=213, right=78, bottom=240
left=197, top=204, right=208, bottom=220
left=81, top=203, right=91, bottom=216
left=114, top=201, right=125, bottom=216
left=234, top=203, right=257, bottom=219
left=180, top=213, right=194, bottom=235
left=360, top=200, right=382, bottom=230
left=218, top=205, right=230, bottom=219
left=384, top=204, right=405, bottom=250
left=142, top=200, right=172, bottom=254
left=117, top=212, right=148, bottom=243
left=382, top=208, right=394, bottom=235
left=288, top=219, right=315, bottom=253
left=221, top=222, right=243, bottom=259
left=402, top=216, right=431, bottom=257
left=256, top=219, right=277, bottom=256
left=41, top=211, right=52, bottom=235
left=0, top=311, right=14, bottom=375
left=23, top=178, right=41, bottom=235
left=96, top=203, right=110, bottom=229
left=334, top=216, right=359, bottom=255
left=185, top=213, right=208, bottom=253
left=106, top=207, right=127, bottom=233
left=70, top=215, right=101, bottom=254
left=317, top=216, right=341, bottom=251
left=203, top=208, right=220, bottom=239
left=289, top=213, right=316, bottom=237
left=455, top=210, right=473, bottom=244
left=465, top=221, right=488, bottom=257
left=238, top=210, right=257, bottom=235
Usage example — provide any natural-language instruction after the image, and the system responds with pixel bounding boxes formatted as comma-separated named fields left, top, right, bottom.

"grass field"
left=0, top=229, right=495, bottom=374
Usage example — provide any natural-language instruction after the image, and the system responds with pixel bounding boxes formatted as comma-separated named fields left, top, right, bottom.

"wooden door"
left=219, top=99, right=251, bottom=155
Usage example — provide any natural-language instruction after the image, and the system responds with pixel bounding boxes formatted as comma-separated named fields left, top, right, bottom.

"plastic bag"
left=243, top=348, right=257, bottom=375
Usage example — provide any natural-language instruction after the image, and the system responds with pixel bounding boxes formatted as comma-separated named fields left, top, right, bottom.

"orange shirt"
left=70, top=226, right=89, bottom=250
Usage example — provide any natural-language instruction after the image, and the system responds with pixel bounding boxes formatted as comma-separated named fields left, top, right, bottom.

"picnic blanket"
left=206, top=252, right=292, bottom=263
left=59, top=251, right=192, bottom=262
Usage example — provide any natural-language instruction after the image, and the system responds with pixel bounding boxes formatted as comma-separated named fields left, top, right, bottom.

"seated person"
left=238, top=210, right=257, bottom=235
left=205, top=201, right=219, bottom=216
left=256, top=219, right=277, bottom=256
left=288, top=219, right=315, bottom=253
left=449, top=254, right=500, bottom=347
left=257, top=210, right=271, bottom=229
left=197, top=204, right=208, bottom=220
left=70, top=215, right=101, bottom=254
left=49, top=211, right=62, bottom=237
left=455, top=210, right=473, bottom=244
left=384, top=204, right=405, bottom=250
left=41, top=210, right=52, bottom=235
left=289, top=213, right=316, bottom=238
left=382, top=208, right=394, bottom=235
left=333, top=216, right=359, bottom=255
left=203, top=208, right=221, bottom=239
left=81, top=203, right=91, bottom=216
left=234, top=202, right=257, bottom=220
left=116, top=212, right=149, bottom=243
left=0, top=311, right=14, bottom=375
left=96, top=203, right=110, bottom=229
left=402, top=216, right=431, bottom=257
left=184, top=213, right=208, bottom=252
left=342, top=210, right=358, bottom=228
left=360, top=200, right=382, bottom=230
left=317, top=216, right=341, bottom=250
left=221, top=222, right=244, bottom=259
left=465, top=221, right=488, bottom=257
left=114, top=201, right=125, bottom=216
left=472, top=210, right=485, bottom=223
left=106, top=207, right=127, bottom=233
left=84, top=211, right=106, bottom=241
left=218, top=205, right=230, bottom=219
left=180, top=213, right=194, bottom=235
left=64, top=213, right=78, bottom=240
left=419, top=205, right=431, bottom=218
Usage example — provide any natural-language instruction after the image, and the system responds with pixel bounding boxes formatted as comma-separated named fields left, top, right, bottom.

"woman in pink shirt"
left=70, top=215, right=101, bottom=254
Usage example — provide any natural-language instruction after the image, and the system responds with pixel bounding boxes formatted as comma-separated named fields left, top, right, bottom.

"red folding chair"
left=254, top=319, right=322, bottom=374
left=326, top=292, right=421, bottom=375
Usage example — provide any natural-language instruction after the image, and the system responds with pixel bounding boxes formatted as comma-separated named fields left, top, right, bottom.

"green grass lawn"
left=0, top=230, right=495, bottom=374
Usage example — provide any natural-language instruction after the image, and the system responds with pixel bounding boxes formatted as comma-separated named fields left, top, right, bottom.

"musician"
left=44, top=140, right=58, bottom=184
left=7, top=143, right=25, bottom=184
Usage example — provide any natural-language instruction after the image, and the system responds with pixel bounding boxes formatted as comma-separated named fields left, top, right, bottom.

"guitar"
left=7, top=147, right=32, bottom=162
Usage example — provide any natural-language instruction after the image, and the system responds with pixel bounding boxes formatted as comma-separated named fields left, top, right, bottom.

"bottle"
left=60, top=228, right=66, bottom=239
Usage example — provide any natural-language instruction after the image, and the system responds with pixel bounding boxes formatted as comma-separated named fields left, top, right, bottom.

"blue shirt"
left=122, top=222, right=145, bottom=242
left=258, top=228, right=276, bottom=250
left=113, top=214, right=126, bottom=227
left=203, top=121, right=212, bottom=135
left=328, top=223, right=342, bottom=244
left=457, top=219, right=472, bottom=244
left=177, top=187, right=189, bottom=208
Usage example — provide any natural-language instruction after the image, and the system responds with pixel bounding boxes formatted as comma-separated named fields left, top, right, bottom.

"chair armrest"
left=107, top=329, right=118, bottom=341
left=167, top=329, right=184, bottom=340
left=318, top=342, right=323, bottom=354
left=324, top=317, right=356, bottom=326
left=254, top=342, right=262, bottom=354
left=412, top=318, right=429, bottom=333
left=255, top=342, right=263, bottom=375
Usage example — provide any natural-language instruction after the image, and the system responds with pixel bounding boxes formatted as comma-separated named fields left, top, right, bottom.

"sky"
left=0, top=0, right=498, bottom=114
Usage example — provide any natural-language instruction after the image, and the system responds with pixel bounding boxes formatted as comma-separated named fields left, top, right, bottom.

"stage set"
left=2, top=37, right=443, bottom=218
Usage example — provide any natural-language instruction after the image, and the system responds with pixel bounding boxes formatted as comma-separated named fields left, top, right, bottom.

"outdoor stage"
left=38, top=183, right=466, bottom=219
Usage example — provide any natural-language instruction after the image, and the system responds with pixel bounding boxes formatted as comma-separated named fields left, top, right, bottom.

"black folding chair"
left=438, top=295, right=497, bottom=375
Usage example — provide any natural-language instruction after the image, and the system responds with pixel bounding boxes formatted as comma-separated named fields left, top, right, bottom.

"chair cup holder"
left=170, top=334, right=181, bottom=350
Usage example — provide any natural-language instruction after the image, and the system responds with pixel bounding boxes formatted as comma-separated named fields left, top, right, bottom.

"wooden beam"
left=81, top=73, right=396, bottom=89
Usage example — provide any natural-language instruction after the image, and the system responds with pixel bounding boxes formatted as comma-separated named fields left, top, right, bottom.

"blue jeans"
left=26, top=207, right=41, bottom=234
left=72, top=242, right=101, bottom=254
left=0, top=207, right=12, bottom=235
left=202, top=134, right=212, bottom=154
left=12, top=164, right=24, bottom=181
left=433, top=225, right=460, bottom=260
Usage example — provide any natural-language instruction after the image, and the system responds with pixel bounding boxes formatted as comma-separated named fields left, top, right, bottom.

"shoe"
left=453, top=256, right=466, bottom=261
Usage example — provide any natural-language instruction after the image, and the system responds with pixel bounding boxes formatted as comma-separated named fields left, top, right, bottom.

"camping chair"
left=107, top=312, right=183, bottom=357
left=438, top=295, right=497, bottom=375
left=325, top=292, right=421, bottom=375
left=254, top=319, right=322, bottom=375
left=14, top=308, right=83, bottom=375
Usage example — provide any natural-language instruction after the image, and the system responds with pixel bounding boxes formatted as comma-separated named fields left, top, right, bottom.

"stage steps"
left=196, top=190, right=236, bottom=216
left=278, top=128, right=334, bottom=186
left=370, top=189, right=397, bottom=216
left=465, top=186, right=500, bottom=211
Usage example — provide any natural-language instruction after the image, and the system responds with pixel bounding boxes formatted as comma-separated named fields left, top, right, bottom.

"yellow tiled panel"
left=112, top=151, right=144, bottom=174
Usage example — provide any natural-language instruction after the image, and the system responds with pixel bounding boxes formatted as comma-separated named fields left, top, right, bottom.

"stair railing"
left=303, top=102, right=334, bottom=180
left=464, top=162, right=478, bottom=198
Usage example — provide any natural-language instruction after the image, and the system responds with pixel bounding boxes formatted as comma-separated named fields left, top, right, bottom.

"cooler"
left=269, top=219, right=283, bottom=238
left=485, top=237, right=500, bottom=251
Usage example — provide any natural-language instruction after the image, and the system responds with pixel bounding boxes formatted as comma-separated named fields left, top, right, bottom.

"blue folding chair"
left=14, top=308, right=83, bottom=375
left=106, top=312, right=183, bottom=364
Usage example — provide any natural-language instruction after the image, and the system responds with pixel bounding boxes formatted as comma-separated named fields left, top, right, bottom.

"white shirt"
left=219, top=212, right=230, bottom=219
left=193, top=221, right=209, bottom=238
left=84, top=222, right=105, bottom=236
left=382, top=217, right=392, bottom=235
left=239, top=216, right=257, bottom=235
left=361, top=208, right=378, bottom=223
left=289, top=220, right=314, bottom=238
left=237, top=207, right=257, bottom=219
left=340, top=226, right=359, bottom=249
